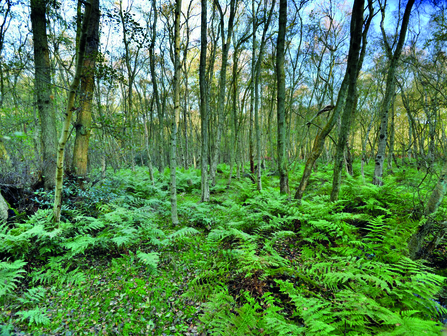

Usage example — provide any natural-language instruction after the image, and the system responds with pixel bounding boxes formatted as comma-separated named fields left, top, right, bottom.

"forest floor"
left=1, top=161, right=447, bottom=335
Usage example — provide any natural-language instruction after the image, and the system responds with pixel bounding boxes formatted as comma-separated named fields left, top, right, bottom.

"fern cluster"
left=189, top=176, right=447, bottom=335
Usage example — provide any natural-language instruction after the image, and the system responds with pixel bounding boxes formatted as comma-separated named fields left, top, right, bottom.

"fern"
left=31, top=258, right=86, bottom=287
left=200, top=287, right=264, bottom=335
left=136, top=250, right=159, bottom=272
left=0, top=260, right=26, bottom=298
left=165, top=227, right=199, bottom=243
left=62, top=235, right=97, bottom=255
left=15, top=307, right=50, bottom=326
left=17, top=286, right=46, bottom=306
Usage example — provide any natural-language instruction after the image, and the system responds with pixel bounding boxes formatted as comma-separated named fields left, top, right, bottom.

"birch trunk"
left=170, top=0, right=181, bottom=225
left=200, top=0, right=210, bottom=202
left=372, top=0, right=415, bottom=185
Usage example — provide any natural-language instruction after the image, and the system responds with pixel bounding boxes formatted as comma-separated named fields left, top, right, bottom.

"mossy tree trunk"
left=72, top=0, right=99, bottom=183
left=409, top=162, right=447, bottom=259
left=30, top=0, right=57, bottom=190
left=53, top=1, right=92, bottom=223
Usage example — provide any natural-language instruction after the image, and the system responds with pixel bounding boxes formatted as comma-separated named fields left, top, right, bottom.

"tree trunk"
left=200, top=0, right=210, bottom=202
left=254, top=0, right=275, bottom=191
left=387, top=96, right=397, bottom=171
left=169, top=0, right=181, bottom=225
left=408, top=162, right=447, bottom=259
left=277, top=0, right=289, bottom=195
left=53, top=1, right=92, bottom=223
left=330, top=0, right=372, bottom=202
left=72, top=0, right=100, bottom=182
left=31, top=0, right=58, bottom=190
left=361, top=114, right=374, bottom=180
left=0, top=0, right=11, bottom=109
left=209, top=0, right=236, bottom=186
left=150, top=0, right=165, bottom=171
left=372, top=0, right=415, bottom=185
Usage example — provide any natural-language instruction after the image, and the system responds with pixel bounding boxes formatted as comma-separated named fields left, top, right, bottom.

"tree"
left=0, top=0, right=12, bottom=109
left=150, top=0, right=165, bottom=171
left=330, top=0, right=373, bottom=202
left=169, top=0, right=182, bottom=225
left=53, top=0, right=93, bottom=223
left=408, top=161, right=447, bottom=259
left=30, top=0, right=58, bottom=190
left=277, top=0, right=288, bottom=195
left=253, top=0, right=275, bottom=191
left=200, top=0, right=210, bottom=202
left=72, top=0, right=100, bottom=182
left=208, top=0, right=237, bottom=187
left=295, top=11, right=353, bottom=201
left=372, top=0, right=415, bottom=186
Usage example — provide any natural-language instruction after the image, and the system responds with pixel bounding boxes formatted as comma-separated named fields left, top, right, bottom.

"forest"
left=1, top=0, right=447, bottom=334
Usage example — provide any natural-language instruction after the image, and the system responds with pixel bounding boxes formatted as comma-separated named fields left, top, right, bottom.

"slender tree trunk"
left=426, top=91, right=436, bottom=167
left=31, top=0, right=57, bottom=190
left=277, top=0, right=289, bottom=195
left=254, top=0, right=275, bottom=191
left=143, top=112, right=155, bottom=186
left=408, top=161, right=447, bottom=259
left=209, top=0, right=236, bottom=186
left=182, top=38, right=190, bottom=168
left=53, top=1, right=92, bottom=223
left=200, top=0, right=210, bottom=202
left=387, top=96, right=397, bottom=171
left=227, top=36, right=242, bottom=187
left=372, top=0, right=415, bottom=185
left=72, top=0, right=99, bottom=182
left=0, top=0, right=11, bottom=109
left=330, top=0, right=372, bottom=201
left=169, top=0, right=181, bottom=225
left=361, top=113, right=374, bottom=179
left=150, top=0, right=165, bottom=171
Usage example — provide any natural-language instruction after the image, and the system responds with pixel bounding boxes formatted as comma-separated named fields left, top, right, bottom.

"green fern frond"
left=15, top=307, right=50, bottom=326
left=136, top=250, right=159, bottom=271
left=17, top=286, right=46, bottom=306
left=62, top=235, right=96, bottom=255
left=0, top=259, right=26, bottom=298
left=165, top=227, right=200, bottom=243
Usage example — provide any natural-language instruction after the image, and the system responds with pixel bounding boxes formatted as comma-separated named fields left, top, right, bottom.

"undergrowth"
left=1, top=163, right=447, bottom=335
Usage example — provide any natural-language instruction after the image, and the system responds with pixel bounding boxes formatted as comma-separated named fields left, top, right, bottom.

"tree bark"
left=53, top=1, right=92, bottom=223
left=372, top=0, right=415, bottom=185
left=408, top=162, right=447, bottom=259
left=200, top=0, right=210, bottom=202
left=277, top=0, right=289, bottom=195
left=254, top=0, right=275, bottom=191
left=209, top=0, right=236, bottom=186
left=169, top=0, right=181, bottom=225
left=30, top=0, right=58, bottom=190
left=150, top=0, right=165, bottom=171
left=0, top=0, right=11, bottom=109
left=330, top=0, right=372, bottom=202
left=72, top=0, right=100, bottom=182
